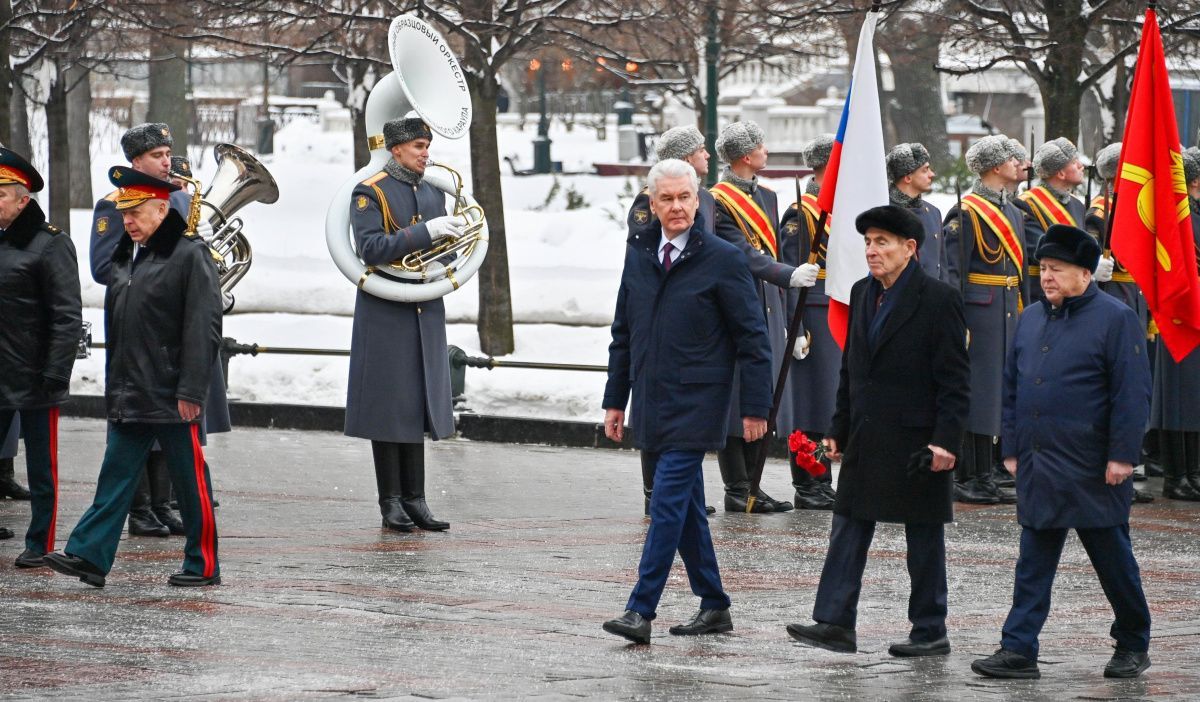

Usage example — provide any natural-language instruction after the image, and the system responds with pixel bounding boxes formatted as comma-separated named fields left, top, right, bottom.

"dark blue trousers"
left=1001, top=524, right=1151, bottom=660
left=0, top=408, right=60, bottom=555
left=65, top=422, right=219, bottom=578
left=627, top=449, right=730, bottom=619
left=813, top=513, right=947, bottom=641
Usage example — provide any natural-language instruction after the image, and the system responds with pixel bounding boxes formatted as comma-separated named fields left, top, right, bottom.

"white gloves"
left=792, top=332, right=811, bottom=360
left=1094, top=256, right=1115, bottom=283
left=195, top=219, right=215, bottom=241
left=425, top=214, right=468, bottom=241
left=790, top=262, right=820, bottom=289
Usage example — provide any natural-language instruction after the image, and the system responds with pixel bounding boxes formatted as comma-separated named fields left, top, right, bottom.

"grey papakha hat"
left=384, top=111, right=433, bottom=149
left=802, top=134, right=836, bottom=171
left=121, top=123, right=174, bottom=161
left=965, top=134, right=1013, bottom=174
left=655, top=125, right=705, bottom=161
left=1034, top=137, right=1079, bottom=179
left=715, top=120, right=765, bottom=163
left=1094, top=143, right=1122, bottom=181
left=1008, top=138, right=1029, bottom=163
left=1184, top=147, right=1200, bottom=184
left=886, top=142, right=931, bottom=183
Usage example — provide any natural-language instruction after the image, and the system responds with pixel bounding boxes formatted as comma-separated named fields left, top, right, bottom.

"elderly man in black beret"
left=786, top=205, right=970, bottom=657
left=972, top=224, right=1152, bottom=680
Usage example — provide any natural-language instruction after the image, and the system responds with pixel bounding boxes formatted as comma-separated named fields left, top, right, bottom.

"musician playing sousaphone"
left=346, top=113, right=466, bottom=533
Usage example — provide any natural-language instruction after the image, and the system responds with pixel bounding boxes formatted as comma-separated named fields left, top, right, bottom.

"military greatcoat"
left=711, top=179, right=794, bottom=437
left=345, top=170, right=455, bottom=443
left=1150, top=198, right=1200, bottom=432
left=1013, top=186, right=1087, bottom=305
left=944, top=191, right=1028, bottom=436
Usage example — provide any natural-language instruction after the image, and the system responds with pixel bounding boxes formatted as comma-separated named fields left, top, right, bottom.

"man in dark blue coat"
left=973, top=225, right=1153, bottom=680
left=601, top=159, right=773, bottom=644
left=786, top=206, right=969, bottom=657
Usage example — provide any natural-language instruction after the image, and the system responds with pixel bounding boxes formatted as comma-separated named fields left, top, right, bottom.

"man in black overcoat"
left=786, top=205, right=970, bottom=656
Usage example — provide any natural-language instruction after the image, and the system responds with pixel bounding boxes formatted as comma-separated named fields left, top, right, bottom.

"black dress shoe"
left=0, top=526, right=13, bottom=540
left=1132, top=488, right=1155, bottom=504
left=128, top=511, right=170, bottom=537
left=602, top=610, right=651, bottom=644
left=669, top=608, right=733, bottom=636
left=971, top=648, right=1040, bottom=679
left=168, top=571, right=222, bottom=587
left=1104, top=649, right=1150, bottom=678
left=0, top=476, right=31, bottom=500
left=724, top=493, right=774, bottom=513
left=14, top=549, right=45, bottom=568
left=888, top=636, right=950, bottom=657
left=43, top=551, right=105, bottom=588
left=401, top=497, right=450, bottom=531
left=152, top=507, right=187, bottom=535
left=785, top=622, right=856, bottom=653
left=794, top=482, right=835, bottom=510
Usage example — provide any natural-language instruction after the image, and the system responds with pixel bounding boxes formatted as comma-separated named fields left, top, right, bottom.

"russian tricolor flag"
left=817, top=9, right=888, bottom=349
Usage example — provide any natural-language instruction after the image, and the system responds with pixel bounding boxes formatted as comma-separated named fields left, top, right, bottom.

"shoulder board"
left=42, top=223, right=62, bottom=234
left=361, top=171, right=387, bottom=187
left=102, top=190, right=119, bottom=202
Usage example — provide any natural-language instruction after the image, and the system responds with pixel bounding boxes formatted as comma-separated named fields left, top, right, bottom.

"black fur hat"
left=384, top=112, right=433, bottom=149
left=1035, top=224, right=1101, bottom=273
left=855, top=204, right=925, bottom=247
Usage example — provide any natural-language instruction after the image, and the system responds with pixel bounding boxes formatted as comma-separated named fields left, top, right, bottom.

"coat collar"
left=113, top=208, right=189, bottom=263
left=1048, top=280, right=1100, bottom=319
left=861, top=260, right=926, bottom=356
left=0, top=198, right=47, bottom=248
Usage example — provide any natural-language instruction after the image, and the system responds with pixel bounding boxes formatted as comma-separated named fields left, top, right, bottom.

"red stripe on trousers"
left=46, top=407, right=59, bottom=552
left=190, top=424, right=216, bottom=577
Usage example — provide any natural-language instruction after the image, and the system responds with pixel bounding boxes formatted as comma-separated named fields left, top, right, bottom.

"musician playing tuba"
left=346, top=113, right=466, bottom=533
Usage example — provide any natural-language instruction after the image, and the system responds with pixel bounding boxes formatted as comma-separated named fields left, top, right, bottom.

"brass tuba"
left=324, top=15, right=488, bottom=303
left=172, top=143, right=280, bottom=296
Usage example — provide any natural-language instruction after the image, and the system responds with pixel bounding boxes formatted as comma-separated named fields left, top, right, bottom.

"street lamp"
left=530, top=58, right=553, bottom=174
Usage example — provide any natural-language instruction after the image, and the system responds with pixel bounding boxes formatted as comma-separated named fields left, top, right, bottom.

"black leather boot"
left=792, top=456, right=834, bottom=510
left=718, top=439, right=770, bottom=512
left=128, top=465, right=169, bottom=537
left=1142, top=430, right=1164, bottom=477
left=398, top=443, right=449, bottom=531
left=147, top=452, right=185, bottom=536
left=371, top=441, right=415, bottom=532
left=0, top=457, right=31, bottom=500
left=1162, top=430, right=1200, bottom=500
left=955, top=434, right=1000, bottom=504
left=1184, top=431, right=1200, bottom=494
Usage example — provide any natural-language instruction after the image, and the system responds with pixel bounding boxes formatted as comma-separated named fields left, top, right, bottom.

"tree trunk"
left=0, top=0, right=13, bottom=146
left=66, top=63, right=92, bottom=208
left=147, top=36, right=190, bottom=156
left=1039, top=0, right=1087, bottom=143
left=880, top=12, right=951, bottom=171
left=9, top=80, right=30, bottom=157
left=346, top=60, right=372, bottom=170
left=45, top=62, right=70, bottom=227
left=467, top=72, right=514, bottom=355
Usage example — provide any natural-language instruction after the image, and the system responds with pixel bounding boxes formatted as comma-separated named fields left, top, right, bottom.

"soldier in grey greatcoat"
left=1013, top=137, right=1088, bottom=306
left=777, top=134, right=838, bottom=510
left=1151, top=147, right=1200, bottom=501
left=626, top=125, right=717, bottom=517
left=346, top=114, right=465, bottom=532
left=710, top=121, right=819, bottom=513
left=943, top=135, right=1028, bottom=505
left=887, top=143, right=946, bottom=282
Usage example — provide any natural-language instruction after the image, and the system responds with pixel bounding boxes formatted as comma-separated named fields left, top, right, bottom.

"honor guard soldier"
left=887, top=143, right=945, bottom=282
left=1013, top=137, right=1088, bottom=305
left=710, top=121, right=819, bottom=513
left=944, top=135, right=1028, bottom=504
left=626, top=125, right=715, bottom=517
left=346, top=113, right=465, bottom=532
left=90, top=124, right=230, bottom=539
left=0, top=415, right=29, bottom=499
left=45, top=167, right=222, bottom=588
left=0, top=148, right=82, bottom=569
left=1006, top=139, right=1032, bottom=196
left=1150, top=147, right=1200, bottom=501
left=778, top=135, right=838, bottom=510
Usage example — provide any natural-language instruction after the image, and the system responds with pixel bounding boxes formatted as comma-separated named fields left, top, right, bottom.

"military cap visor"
left=0, top=147, right=44, bottom=192
left=108, top=165, right=181, bottom=211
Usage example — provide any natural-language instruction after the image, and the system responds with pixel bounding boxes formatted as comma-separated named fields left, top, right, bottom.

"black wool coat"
left=829, top=262, right=971, bottom=524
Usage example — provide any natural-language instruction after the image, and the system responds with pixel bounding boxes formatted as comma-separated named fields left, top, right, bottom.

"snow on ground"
left=65, top=115, right=956, bottom=420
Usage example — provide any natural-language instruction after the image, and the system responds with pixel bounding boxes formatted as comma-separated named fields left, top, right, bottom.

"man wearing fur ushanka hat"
left=1013, top=137, right=1090, bottom=306
left=887, top=142, right=946, bottom=282
left=942, top=135, right=1028, bottom=506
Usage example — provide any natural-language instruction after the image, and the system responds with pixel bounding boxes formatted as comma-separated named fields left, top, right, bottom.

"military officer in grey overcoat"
left=943, top=135, right=1028, bottom=505
left=346, top=114, right=465, bottom=532
left=90, top=124, right=230, bottom=539
left=1013, top=137, right=1088, bottom=306
left=887, top=143, right=945, bottom=282
left=626, top=125, right=716, bottom=516
left=1151, top=147, right=1200, bottom=501
left=710, top=121, right=819, bottom=513
left=777, top=134, right=838, bottom=510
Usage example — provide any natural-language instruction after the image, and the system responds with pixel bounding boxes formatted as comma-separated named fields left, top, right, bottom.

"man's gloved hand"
left=1094, top=255, right=1115, bottom=283
left=905, top=447, right=933, bottom=481
left=425, top=215, right=467, bottom=241
left=195, top=219, right=215, bottom=241
left=790, top=262, right=820, bottom=289
left=221, top=292, right=236, bottom=314
left=792, top=332, right=810, bottom=360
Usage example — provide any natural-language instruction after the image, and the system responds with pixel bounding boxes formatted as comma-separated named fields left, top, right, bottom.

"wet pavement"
left=1, top=418, right=1198, bottom=701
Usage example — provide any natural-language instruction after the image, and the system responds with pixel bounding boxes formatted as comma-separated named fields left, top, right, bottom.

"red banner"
left=1111, top=8, right=1200, bottom=362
